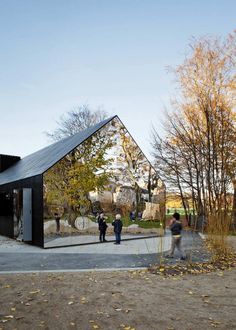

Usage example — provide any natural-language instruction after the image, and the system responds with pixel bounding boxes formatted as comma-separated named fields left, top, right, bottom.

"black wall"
left=0, top=192, right=13, bottom=237
left=0, top=154, right=21, bottom=172
left=0, top=175, right=44, bottom=247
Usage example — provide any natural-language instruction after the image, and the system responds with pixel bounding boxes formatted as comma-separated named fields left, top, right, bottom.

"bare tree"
left=46, top=104, right=108, bottom=141
left=152, top=31, right=236, bottom=229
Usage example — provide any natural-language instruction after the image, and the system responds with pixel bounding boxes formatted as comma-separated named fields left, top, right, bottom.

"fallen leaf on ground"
left=29, top=290, right=40, bottom=294
left=125, top=309, right=133, bottom=313
left=80, top=297, right=87, bottom=304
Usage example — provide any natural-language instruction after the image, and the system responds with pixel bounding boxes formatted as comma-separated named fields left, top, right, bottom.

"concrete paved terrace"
left=0, top=231, right=208, bottom=273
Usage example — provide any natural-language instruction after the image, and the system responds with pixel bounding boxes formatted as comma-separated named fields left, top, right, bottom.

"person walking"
left=98, top=213, right=108, bottom=242
left=112, top=214, right=123, bottom=244
left=166, top=212, right=186, bottom=260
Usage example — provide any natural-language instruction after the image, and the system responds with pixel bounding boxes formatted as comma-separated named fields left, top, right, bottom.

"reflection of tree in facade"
left=91, top=118, right=164, bottom=219
left=13, top=189, right=23, bottom=238
left=44, top=128, right=114, bottom=227
left=43, top=117, right=165, bottom=246
left=119, top=124, right=146, bottom=215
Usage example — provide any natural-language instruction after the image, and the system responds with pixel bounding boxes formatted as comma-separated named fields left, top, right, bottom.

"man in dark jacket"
left=98, top=213, right=108, bottom=243
left=112, top=214, right=123, bottom=244
left=166, top=212, right=186, bottom=260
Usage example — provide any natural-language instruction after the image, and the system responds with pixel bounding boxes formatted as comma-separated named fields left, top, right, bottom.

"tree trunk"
left=68, top=206, right=77, bottom=228
left=135, top=183, right=140, bottom=217
left=232, top=179, right=236, bottom=231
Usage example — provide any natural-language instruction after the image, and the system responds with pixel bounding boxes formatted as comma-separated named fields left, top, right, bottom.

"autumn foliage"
left=152, top=31, right=236, bottom=241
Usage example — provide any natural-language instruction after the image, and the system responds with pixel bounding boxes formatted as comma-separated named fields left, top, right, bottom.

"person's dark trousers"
left=99, top=230, right=106, bottom=242
left=56, top=220, right=60, bottom=233
left=115, top=232, right=121, bottom=244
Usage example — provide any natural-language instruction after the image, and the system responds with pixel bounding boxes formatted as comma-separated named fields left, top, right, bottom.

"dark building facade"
left=0, top=176, right=43, bottom=246
left=0, top=116, right=165, bottom=248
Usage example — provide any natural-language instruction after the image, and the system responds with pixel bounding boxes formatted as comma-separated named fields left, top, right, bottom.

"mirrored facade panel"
left=13, top=189, right=23, bottom=240
left=43, top=117, right=165, bottom=248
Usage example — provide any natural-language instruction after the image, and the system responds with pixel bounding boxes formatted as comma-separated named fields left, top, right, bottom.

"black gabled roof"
left=0, top=116, right=116, bottom=185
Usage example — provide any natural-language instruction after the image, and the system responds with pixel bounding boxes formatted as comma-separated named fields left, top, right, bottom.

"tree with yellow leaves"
left=152, top=31, right=236, bottom=230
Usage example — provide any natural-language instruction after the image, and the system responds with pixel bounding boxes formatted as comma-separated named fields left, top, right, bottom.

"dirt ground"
left=0, top=239, right=236, bottom=330
left=0, top=268, right=236, bottom=330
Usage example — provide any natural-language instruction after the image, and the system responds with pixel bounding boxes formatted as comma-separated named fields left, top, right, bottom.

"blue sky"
left=0, top=0, right=235, bottom=158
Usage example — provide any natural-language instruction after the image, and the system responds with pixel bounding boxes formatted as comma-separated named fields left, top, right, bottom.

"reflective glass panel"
left=13, top=189, right=23, bottom=240
left=43, top=117, right=165, bottom=247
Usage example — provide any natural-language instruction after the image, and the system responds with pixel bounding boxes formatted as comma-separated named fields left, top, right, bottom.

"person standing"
left=98, top=213, right=108, bottom=242
left=166, top=212, right=186, bottom=260
left=112, top=214, right=123, bottom=244
left=54, top=213, right=61, bottom=235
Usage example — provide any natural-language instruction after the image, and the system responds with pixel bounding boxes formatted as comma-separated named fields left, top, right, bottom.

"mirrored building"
left=0, top=116, right=165, bottom=248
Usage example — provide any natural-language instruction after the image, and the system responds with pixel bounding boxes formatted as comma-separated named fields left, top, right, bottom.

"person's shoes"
left=103, top=239, right=107, bottom=242
left=180, top=256, right=186, bottom=260
left=114, top=242, right=118, bottom=244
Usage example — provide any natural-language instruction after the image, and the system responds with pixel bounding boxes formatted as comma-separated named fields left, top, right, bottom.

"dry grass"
left=206, top=213, right=232, bottom=261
